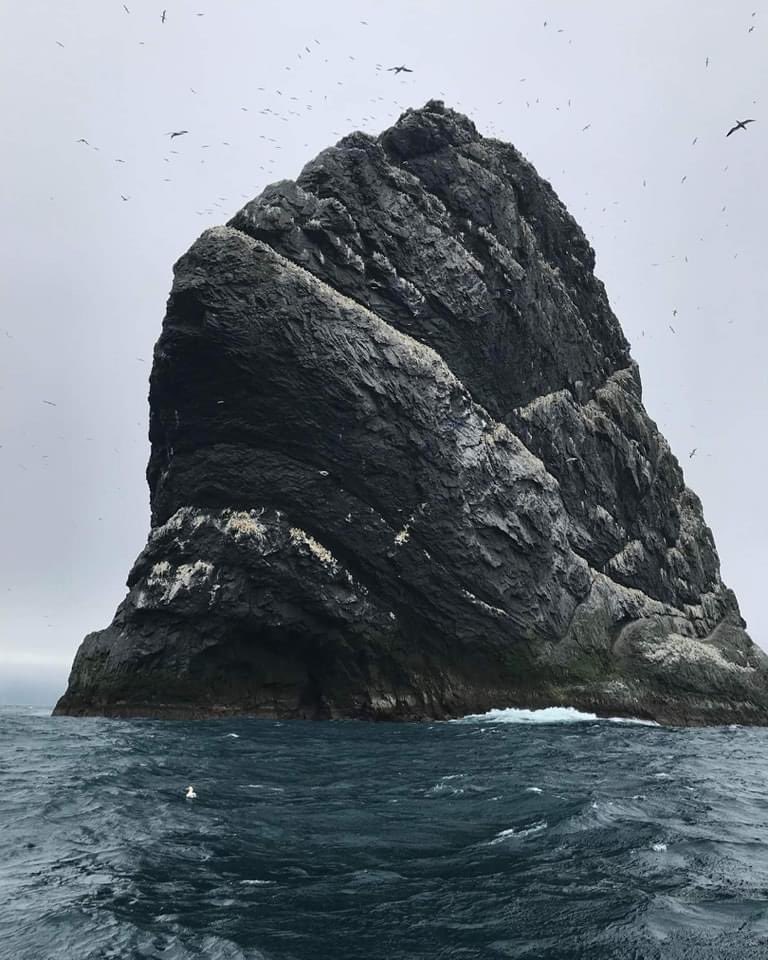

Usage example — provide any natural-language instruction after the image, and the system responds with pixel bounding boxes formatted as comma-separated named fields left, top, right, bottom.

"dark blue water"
left=3, top=705, right=768, bottom=959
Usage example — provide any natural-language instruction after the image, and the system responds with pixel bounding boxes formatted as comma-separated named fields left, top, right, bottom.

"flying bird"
left=42, top=400, right=57, bottom=406
left=123, top=4, right=130, bottom=12
left=689, top=448, right=697, bottom=459
left=161, top=9, right=166, bottom=23
left=388, top=65, right=413, bottom=74
left=726, top=119, right=755, bottom=136
left=76, top=138, right=90, bottom=145
left=56, top=40, right=65, bottom=47
left=120, top=195, right=130, bottom=201
left=705, top=56, right=710, bottom=67
left=167, top=130, right=188, bottom=139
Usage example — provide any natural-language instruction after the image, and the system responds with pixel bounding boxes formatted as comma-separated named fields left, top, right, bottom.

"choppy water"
left=3, top=705, right=768, bottom=959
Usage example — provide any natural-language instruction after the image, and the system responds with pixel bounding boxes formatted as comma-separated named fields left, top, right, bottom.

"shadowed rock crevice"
left=55, top=101, right=767, bottom=725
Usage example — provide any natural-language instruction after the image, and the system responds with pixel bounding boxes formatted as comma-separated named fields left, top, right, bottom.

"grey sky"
left=1, top=1, right=766, bottom=704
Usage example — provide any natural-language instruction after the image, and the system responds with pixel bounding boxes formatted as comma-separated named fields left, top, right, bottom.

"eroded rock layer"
left=55, top=101, right=768, bottom=724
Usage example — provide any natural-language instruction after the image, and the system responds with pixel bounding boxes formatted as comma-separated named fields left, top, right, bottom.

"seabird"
left=76, top=138, right=90, bottom=145
left=185, top=785, right=197, bottom=799
left=123, top=4, right=130, bottom=12
left=120, top=195, right=130, bottom=201
left=42, top=400, right=57, bottom=406
left=56, top=41, right=65, bottom=47
left=689, top=448, right=697, bottom=459
left=726, top=119, right=755, bottom=136
left=161, top=9, right=166, bottom=23
left=387, top=65, right=413, bottom=74
left=167, top=130, right=188, bottom=139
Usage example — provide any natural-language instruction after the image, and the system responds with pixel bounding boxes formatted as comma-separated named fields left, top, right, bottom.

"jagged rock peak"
left=55, top=103, right=767, bottom=725
left=379, top=99, right=481, bottom=157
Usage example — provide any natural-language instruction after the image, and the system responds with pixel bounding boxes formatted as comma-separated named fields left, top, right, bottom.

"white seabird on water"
left=185, top=785, right=197, bottom=799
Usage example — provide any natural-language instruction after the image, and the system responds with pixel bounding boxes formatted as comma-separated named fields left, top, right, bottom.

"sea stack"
left=55, top=101, right=768, bottom=725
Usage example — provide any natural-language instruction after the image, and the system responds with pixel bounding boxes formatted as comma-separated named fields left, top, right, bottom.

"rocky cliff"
left=55, top=101, right=768, bottom=725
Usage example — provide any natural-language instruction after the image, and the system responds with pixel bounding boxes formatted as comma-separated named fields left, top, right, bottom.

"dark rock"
left=55, top=101, right=768, bottom=725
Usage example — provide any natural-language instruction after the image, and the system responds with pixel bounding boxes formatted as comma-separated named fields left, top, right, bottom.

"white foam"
left=609, top=716, right=660, bottom=727
left=488, top=821, right=548, bottom=844
left=427, top=775, right=466, bottom=796
left=454, top=706, right=659, bottom=726
left=456, top=706, right=598, bottom=724
left=239, top=879, right=274, bottom=885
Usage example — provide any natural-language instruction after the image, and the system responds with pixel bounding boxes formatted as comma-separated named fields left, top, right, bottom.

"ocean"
left=2, top=705, right=768, bottom=959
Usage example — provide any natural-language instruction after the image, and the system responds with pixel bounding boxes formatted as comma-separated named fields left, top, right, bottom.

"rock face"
left=55, top=101, right=768, bottom=725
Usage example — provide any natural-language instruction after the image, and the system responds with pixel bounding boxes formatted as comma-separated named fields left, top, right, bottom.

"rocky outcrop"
left=55, top=101, right=768, bottom=725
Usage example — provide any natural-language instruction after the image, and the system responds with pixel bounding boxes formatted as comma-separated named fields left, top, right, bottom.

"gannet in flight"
left=726, top=119, right=755, bottom=136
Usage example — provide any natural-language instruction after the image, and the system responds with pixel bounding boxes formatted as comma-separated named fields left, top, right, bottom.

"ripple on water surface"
left=2, top=704, right=768, bottom=959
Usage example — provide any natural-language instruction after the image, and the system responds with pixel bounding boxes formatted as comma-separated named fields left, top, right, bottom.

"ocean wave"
left=426, top=774, right=465, bottom=796
left=453, top=706, right=659, bottom=726
left=488, top=821, right=548, bottom=844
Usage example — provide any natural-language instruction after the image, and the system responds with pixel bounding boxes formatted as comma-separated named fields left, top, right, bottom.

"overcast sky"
left=1, top=0, right=766, bottom=704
